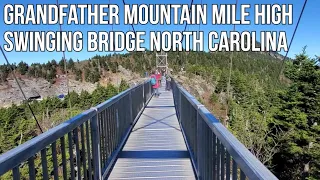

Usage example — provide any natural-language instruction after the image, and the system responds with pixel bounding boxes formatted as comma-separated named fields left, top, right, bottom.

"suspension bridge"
left=0, top=0, right=309, bottom=178
left=0, top=79, right=278, bottom=179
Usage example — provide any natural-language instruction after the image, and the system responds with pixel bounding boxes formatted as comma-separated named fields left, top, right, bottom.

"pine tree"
left=273, top=49, right=320, bottom=179
left=119, top=79, right=129, bottom=92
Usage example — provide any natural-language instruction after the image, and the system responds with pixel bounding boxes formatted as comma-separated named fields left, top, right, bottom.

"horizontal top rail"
left=0, top=79, right=150, bottom=176
left=173, top=79, right=278, bottom=180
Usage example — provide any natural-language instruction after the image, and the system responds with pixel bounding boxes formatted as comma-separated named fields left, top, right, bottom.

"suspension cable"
left=196, top=0, right=202, bottom=66
left=278, top=0, right=308, bottom=78
left=181, top=0, right=195, bottom=71
left=181, top=0, right=195, bottom=45
left=122, top=0, right=137, bottom=34
left=0, top=46, right=43, bottom=133
left=183, top=0, right=194, bottom=33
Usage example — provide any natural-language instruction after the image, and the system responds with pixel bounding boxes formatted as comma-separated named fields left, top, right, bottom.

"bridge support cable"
left=0, top=46, right=44, bottom=133
left=195, top=0, right=202, bottom=67
left=122, top=0, right=137, bottom=34
left=182, top=0, right=194, bottom=69
left=278, top=0, right=308, bottom=78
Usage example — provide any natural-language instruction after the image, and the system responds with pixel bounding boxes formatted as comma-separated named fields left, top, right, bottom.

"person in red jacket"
left=150, top=71, right=160, bottom=97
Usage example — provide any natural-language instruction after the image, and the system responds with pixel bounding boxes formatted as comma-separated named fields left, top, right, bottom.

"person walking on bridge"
left=150, top=71, right=160, bottom=97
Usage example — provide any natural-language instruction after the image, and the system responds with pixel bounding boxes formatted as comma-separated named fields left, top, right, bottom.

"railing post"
left=143, top=83, right=145, bottom=106
left=90, top=111, right=102, bottom=180
left=196, top=110, right=201, bottom=179
left=178, top=90, right=182, bottom=121
left=196, top=105, right=204, bottom=180
left=129, top=91, right=133, bottom=122
left=149, top=82, right=152, bottom=100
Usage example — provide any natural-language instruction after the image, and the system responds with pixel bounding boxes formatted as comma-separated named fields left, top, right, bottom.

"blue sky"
left=0, top=0, right=319, bottom=64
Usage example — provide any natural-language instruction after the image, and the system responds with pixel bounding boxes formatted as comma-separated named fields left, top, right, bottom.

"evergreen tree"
left=17, top=61, right=28, bottom=75
left=67, top=58, right=75, bottom=71
left=273, top=49, right=320, bottom=179
left=119, top=79, right=129, bottom=92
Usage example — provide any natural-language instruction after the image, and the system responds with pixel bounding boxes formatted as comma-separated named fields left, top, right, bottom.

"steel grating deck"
left=108, top=84, right=195, bottom=180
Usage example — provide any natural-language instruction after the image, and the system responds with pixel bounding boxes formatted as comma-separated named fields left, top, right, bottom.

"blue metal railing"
left=171, top=79, right=278, bottom=180
left=0, top=80, right=152, bottom=180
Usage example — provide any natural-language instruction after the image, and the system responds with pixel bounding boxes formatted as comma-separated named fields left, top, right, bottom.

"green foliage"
left=119, top=79, right=129, bottom=92
left=58, top=58, right=65, bottom=72
left=0, top=79, right=129, bottom=155
left=17, top=61, right=28, bottom=75
left=75, top=68, right=82, bottom=81
left=84, top=67, right=100, bottom=83
left=210, top=93, right=218, bottom=103
left=0, top=64, right=10, bottom=82
left=67, top=58, right=75, bottom=71
left=272, top=50, right=320, bottom=179
left=0, top=46, right=318, bottom=179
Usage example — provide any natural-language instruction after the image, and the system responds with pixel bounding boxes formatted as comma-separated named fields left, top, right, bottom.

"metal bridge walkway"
left=109, top=85, right=195, bottom=179
left=0, top=79, right=279, bottom=180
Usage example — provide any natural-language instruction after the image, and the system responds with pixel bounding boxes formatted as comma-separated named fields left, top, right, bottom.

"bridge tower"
left=156, top=51, right=168, bottom=74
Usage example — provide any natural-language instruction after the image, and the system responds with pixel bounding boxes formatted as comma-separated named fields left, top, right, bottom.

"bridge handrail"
left=0, top=108, right=96, bottom=176
left=0, top=79, right=152, bottom=179
left=172, top=79, right=278, bottom=180
left=198, top=107, right=278, bottom=179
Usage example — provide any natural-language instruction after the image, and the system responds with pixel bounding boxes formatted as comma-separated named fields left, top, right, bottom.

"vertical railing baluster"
left=12, top=166, right=20, bottom=180
left=217, top=140, right=221, bottom=180
left=129, top=91, right=133, bottom=122
left=113, top=105, right=117, bottom=151
left=240, top=169, right=246, bottom=180
left=106, top=108, right=111, bottom=159
left=74, top=128, right=82, bottom=180
left=205, top=124, right=209, bottom=180
left=226, top=152, right=231, bottom=180
left=111, top=107, right=114, bottom=154
left=196, top=111, right=201, bottom=179
left=68, top=132, right=75, bottom=180
left=52, top=142, right=59, bottom=180
left=28, top=156, right=36, bottom=180
left=103, top=110, right=108, bottom=163
left=232, top=159, right=237, bottom=180
left=86, top=121, right=93, bottom=180
left=142, top=81, right=145, bottom=106
left=60, top=136, right=68, bottom=180
left=80, top=124, right=88, bottom=180
left=91, top=113, right=102, bottom=180
left=221, top=144, right=225, bottom=180
left=208, top=131, right=213, bottom=180
left=202, top=120, right=206, bottom=180
left=213, top=133, right=216, bottom=180
left=41, top=148, right=49, bottom=180
left=115, top=101, right=119, bottom=145
left=99, top=112, right=105, bottom=168
left=178, top=90, right=182, bottom=121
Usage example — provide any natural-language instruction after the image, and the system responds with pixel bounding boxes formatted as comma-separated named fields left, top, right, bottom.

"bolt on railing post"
left=90, top=111, right=102, bottom=180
